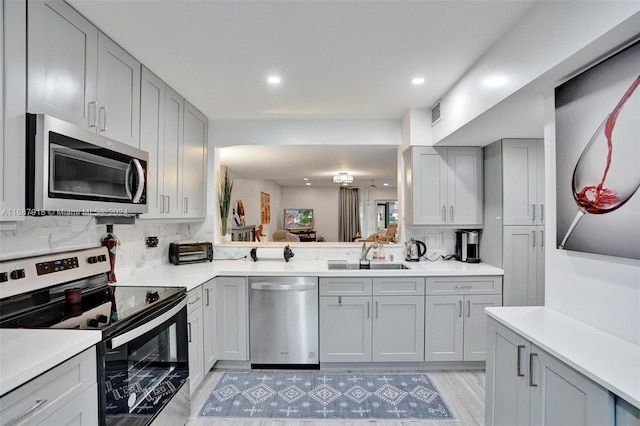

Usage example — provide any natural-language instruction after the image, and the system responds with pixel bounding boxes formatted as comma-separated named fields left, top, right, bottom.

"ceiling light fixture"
left=267, top=75, right=282, bottom=85
left=305, top=182, right=311, bottom=186
left=411, top=77, right=425, bottom=85
left=332, top=172, right=353, bottom=184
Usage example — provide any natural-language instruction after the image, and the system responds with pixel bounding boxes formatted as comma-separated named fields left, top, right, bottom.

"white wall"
left=543, top=95, right=640, bottom=346
left=230, top=177, right=282, bottom=242
left=281, top=187, right=340, bottom=242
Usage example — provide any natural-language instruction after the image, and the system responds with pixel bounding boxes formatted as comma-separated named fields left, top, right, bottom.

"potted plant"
left=218, top=166, right=233, bottom=240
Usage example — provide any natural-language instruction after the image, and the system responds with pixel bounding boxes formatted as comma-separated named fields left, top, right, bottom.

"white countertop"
left=486, top=306, right=640, bottom=409
left=116, top=258, right=504, bottom=291
left=0, top=329, right=101, bottom=396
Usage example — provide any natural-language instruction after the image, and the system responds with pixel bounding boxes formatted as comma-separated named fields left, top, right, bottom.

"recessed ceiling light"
left=411, top=77, right=425, bottom=85
left=342, top=183, right=348, bottom=186
left=303, top=177, right=309, bottom=181
left=267, top=75, right=282, bottom=85
left=383, top=183, right=389, bottom=186
left=305, top=182, right=311, bottom=186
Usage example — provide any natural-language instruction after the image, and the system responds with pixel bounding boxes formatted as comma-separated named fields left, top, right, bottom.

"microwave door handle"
left=131, top=159, right=145, bottom=203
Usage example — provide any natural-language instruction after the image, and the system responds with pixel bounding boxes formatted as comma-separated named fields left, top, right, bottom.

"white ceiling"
left=67, top=0, right=538, bottom=186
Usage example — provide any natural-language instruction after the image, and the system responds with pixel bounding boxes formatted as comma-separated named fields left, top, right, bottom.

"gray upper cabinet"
left=503, top=139, right=545, bottom=226
left=404, top=146, right=483, bottom=226
left=28, top=0, right=141, bottom=147
left=182, top=101, right=208, bottom=218
left=96, top=32, right=141, bottom=146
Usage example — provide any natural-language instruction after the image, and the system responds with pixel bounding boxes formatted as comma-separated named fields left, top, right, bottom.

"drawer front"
left=319, top=278, right=373, bottom=296
left=373, top=277, right=425, bottom=296
left=187, top=286, right=203, bottom=313
left=0, top=347, right=97, bottom=426
left=426, top=276, right=502, bottom=295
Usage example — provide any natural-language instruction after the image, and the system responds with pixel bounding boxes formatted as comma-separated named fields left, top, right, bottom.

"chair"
left=356, top=223, right=398, bottom=243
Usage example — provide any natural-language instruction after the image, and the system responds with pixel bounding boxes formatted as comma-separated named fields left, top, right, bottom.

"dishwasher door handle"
left=251, top=283, right=316, bottom=291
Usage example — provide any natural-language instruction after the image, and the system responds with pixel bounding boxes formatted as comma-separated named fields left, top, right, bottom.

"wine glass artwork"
left=559, top=76, right=640, bottom=248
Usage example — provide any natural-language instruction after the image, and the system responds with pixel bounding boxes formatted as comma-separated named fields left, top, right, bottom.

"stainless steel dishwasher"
left=249, top=276, right=319, bottom=366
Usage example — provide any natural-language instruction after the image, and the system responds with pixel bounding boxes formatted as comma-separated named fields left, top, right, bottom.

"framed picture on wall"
left=555, top=39, right=639, bottom=260
left=261, top=192, right=270, bottom=224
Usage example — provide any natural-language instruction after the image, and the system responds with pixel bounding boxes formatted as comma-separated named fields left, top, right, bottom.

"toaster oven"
left=169, top=241, right=213, bottom=265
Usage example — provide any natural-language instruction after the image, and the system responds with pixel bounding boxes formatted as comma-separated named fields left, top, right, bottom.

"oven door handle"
left=110, top=298, right=186, bottom=349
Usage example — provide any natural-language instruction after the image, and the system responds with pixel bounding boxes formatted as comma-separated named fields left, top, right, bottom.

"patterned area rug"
left=198, top=371, right=456, bottom=420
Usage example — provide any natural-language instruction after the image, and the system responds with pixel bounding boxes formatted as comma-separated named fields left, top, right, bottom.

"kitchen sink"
left=327, top=261, right=410, bottom=270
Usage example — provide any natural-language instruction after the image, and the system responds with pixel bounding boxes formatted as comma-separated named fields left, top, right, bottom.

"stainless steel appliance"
left=456, top=230, right=481, bottom=263
left=26, top=114, right=148, bottom=215
left=405, top=237, right=427, bottom=261
left=169, top=240, right=213, bottom=265
left=0, top=247, right=189, bottom=426
left=249, top=276, right=318, bottom=367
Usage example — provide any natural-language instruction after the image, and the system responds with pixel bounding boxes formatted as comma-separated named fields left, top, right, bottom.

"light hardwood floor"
left=187, top=369, right=485, bottom=426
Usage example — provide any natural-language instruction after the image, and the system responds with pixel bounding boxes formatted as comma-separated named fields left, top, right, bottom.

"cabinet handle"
left=99, top=106, right=108, bottom=132
left=540, top=204, right=544, bottom=223
left=532, top=231, right=536, bottom=247
left=189, top=296, right=201, bottom=305
left=166, top=195, right=170, bottom=213
left=160, top=194, right=165, bottom=213
left=450, top=206, right=454, bottom=222
left=88, top=101, right=97, bottom=128
left=467, top=300, right=471, bottom=317
left=338, top=296, right=342, bottom=306
left=375, top=301, right=379, bottom=318
left=540, top=230, right=544, bottom=247
left=184, top=197, right=188, bottom=214
left=366, top=300, right=370, bottom=318
left=532, top=203, right=536, bottom=222
left=455, top=285, right=472, bottom=290
left=442, top=206, right=446, bottom=222
left=205, top=288, right=210, bottom=306
left=458, top=300, right=462, bottom=317
left=529, top=353, right=538, bottom=386
left=5, top=399, right=48, bottom=426
left=188, top=322, right=192, bottom=342
left=517, top=345, right=525, bottom=377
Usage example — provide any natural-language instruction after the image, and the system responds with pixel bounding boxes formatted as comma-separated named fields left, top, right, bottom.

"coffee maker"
left=455, top=230, right=481, bottom=263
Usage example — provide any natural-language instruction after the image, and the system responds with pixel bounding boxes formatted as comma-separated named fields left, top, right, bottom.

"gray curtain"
left=339, top=187, right=360, bottom=242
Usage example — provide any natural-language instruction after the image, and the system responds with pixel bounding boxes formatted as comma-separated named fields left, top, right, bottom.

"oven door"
left=100, top=298, right=189, bottom=426
left=27, top=114, right=148, bottom=215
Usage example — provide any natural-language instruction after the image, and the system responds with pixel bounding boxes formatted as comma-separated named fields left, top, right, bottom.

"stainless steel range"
left=0, top=247, right=189, bottom=426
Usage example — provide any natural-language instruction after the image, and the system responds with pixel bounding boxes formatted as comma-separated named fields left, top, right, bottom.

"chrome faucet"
left=360, top=242, right=379, bottom=261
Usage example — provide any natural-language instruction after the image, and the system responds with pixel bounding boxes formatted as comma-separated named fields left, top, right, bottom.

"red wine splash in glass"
left=560, top=76, right=640, bottom=249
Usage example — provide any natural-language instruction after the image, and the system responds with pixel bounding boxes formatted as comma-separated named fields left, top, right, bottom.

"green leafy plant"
left=218, top=166, right=233, bottom=235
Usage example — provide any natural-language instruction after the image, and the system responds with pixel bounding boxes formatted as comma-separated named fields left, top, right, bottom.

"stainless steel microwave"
left=26, top=114, right=148, bottom=215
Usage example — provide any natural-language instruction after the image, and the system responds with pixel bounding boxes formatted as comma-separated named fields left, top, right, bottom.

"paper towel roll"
left=250, top=246, right=295, bottom=262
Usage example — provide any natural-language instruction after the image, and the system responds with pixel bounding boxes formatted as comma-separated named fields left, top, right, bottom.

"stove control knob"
left=0, top=272, right=8, bottom=283
left=10, top=269, right=25, bottom=280
left=87, top=318, right=99, bottom=328
left=146, top=291, right=160, bottom=303
left=88, top=256, right=98, bottom=264
left=98, top=255, right=107, bottom=262
left=96, top=314, right=108, bottom=323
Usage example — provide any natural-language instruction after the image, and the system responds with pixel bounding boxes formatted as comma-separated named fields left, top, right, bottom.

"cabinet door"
left=529, top=346, right=614, bottom=426
left=41, top=382, right=98, bottom=426
left=463, top=294, right=502, bottom=361
left=215, top=277, right=248, bottom=361
left=536, top=141, right=545, bottom=226
left=447, top=147, right=482, bottom=225
left=372, top=296, right=424, bottom=362
left=96, top=32, right=141, bottom=146
left=182, top=101, right=208, bottom=218
left=503, top=139, right=540, bottom=225
left=162, top=86, right=184, bottom=218
left=503, top=226, right=538, bottom=306
left=1, top=0, right=26, bottom=220
left=139, top=67, right=166, bottom=218
left=425, top=295, right=463, bottom=361
left=27, top=0, right=98, bottom=129
left=203, top=279, right=218, bottom=372
left=187, top=304, right=204, bottom=395
left=485, top=318, right=531, bottom=426
left=411, top=147, right=448, bottom=224
left=319, top=296, right=372, bottom=362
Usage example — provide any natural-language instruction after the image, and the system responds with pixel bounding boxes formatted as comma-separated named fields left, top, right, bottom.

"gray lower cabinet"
left=0, top=347, right=97, bottom=425
left=187, top=286, right=204, bottom=395
left=319, top=277, right=425, bottom=363
left=203, top=279, right=218, bottom=372
left=216, top=276, right=249, bottom=361
left=486, top=318, right=614, bottom=426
